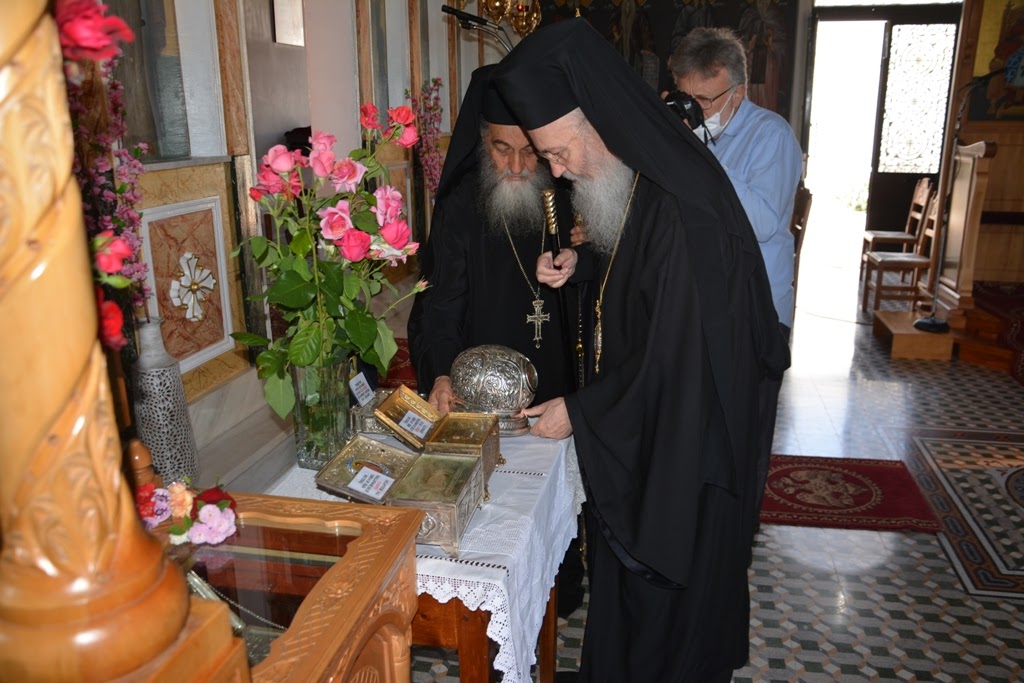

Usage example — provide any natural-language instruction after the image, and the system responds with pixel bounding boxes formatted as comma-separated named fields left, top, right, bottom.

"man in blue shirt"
left=669, top=27, right=803, bottom=526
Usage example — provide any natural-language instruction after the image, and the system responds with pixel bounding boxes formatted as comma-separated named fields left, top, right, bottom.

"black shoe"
left=555, top=671, right=580, bottom=683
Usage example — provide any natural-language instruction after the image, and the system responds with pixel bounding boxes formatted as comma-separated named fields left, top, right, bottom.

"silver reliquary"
left=449, top=344, right=537, bottom=436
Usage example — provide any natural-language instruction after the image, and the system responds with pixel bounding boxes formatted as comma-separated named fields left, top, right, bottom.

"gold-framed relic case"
left=315, top=434, right=485, bottom=556
left=373, top=385, right=502, bottom=482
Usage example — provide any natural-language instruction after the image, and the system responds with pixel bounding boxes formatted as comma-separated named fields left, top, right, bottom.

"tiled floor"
left=409, top=202, right=1024, bottom=681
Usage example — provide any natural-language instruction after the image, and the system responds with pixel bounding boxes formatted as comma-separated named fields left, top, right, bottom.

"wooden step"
left=954, top=331, right=1015, bottom=372
left=873, top=310, right=954, bottom=360
left=962, top=308, right=1006, bottom=342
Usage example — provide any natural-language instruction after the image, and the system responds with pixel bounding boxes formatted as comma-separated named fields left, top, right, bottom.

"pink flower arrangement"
left=56, top=0, right=150, bottom=351
left=406, top=77, right=445, bottom=197
left=234, top=107, right=427, bottom=419
left=135, top=481, right=239, bottom=546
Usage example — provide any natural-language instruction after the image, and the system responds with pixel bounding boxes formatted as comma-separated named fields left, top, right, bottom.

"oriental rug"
left=905, top=426, right=1024, bottom=599
left=760, top=455, right=940, bottom=533
left=379, top=337, right=417, bottom=390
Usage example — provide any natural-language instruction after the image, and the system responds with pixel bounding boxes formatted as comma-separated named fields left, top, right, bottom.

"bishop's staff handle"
left=542, top=188, right=561, bottom=265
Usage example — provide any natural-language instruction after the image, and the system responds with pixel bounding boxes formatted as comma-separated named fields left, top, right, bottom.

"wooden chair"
left=791, top=185, right=813, bottom=301
left=861, top=192, right=938, bottom=312
left=860, top=177, right=933, bottom=280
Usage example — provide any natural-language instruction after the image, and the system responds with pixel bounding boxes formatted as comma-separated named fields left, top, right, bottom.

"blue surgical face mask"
left=702, top=88, right=738, bottom=142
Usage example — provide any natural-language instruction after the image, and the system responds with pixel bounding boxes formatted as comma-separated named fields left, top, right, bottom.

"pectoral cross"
left=526, top=297, right=549, bottom=349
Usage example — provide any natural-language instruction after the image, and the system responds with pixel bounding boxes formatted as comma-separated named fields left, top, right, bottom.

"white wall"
left=304, top=0, right=360, bottom=154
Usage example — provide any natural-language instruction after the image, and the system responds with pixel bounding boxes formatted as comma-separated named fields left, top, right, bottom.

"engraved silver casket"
left=449, top=345, right=537, bottom=436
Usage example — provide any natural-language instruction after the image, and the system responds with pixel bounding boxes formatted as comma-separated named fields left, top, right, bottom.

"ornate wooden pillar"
left=0, top=3, right=190, bottom=680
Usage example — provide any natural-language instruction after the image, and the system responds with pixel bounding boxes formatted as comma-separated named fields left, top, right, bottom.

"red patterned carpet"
left=761, top=455, right=940, bottom=533
left=380, top=337, right=417, bottom=390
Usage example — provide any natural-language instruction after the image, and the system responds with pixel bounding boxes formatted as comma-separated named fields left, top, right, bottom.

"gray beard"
left=565, top=155, right=635, bottom=254
left=478, top=149, right=552, bottom=236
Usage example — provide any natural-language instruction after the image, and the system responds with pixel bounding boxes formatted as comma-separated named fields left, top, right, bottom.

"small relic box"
left=315, top=434, right=484, bottom=556
left=373, top=385, right=502, bottom=483
left=348, top=388, right=393, bottom=436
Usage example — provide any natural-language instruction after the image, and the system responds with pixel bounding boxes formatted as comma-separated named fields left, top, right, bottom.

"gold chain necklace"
left=503, top=219, right=550, bottom=349
left=594, top=172, right=640, bottom=375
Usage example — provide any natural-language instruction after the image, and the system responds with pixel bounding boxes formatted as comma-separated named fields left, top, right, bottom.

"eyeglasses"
left=693, top=84, right=737, bottom=111
left=538, top=118, right=586, bottom=166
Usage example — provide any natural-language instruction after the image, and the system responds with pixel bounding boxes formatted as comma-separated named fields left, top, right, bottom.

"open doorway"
left=800, top=20, right=885, bottom=323
left=797, top=5, right=960, bottom=323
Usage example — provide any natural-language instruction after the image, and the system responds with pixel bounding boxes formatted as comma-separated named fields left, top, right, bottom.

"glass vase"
left=291, top=358, right=350, bottom=470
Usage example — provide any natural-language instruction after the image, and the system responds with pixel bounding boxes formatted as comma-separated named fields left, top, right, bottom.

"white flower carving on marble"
left=170, top=251, right=216, bottom=322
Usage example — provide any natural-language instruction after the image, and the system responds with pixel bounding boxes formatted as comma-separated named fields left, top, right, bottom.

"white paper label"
left=398, top=410, right=433, bottom=439
left=349, top=372, right=375, bottom=407
left=347, top=466, right=395, bottom=501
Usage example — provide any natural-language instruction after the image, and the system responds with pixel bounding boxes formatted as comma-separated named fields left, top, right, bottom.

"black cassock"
left=494, top=19, right=790, bottom=682
left=567, top=177, right=761, bottom=681
left=407, top=173, right=578, bottom=405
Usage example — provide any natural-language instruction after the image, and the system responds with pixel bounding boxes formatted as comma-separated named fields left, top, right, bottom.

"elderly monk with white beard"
left=408, top=64, right=581, bottom=413
left=496, top=20, right=790, bottom=683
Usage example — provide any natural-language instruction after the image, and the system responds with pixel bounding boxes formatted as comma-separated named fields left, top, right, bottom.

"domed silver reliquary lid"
left=450, top=344, right=538, bottom=436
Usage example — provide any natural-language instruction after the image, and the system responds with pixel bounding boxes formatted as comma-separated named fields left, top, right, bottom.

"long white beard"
left=478, top=149, right=552, bottom=236
left=565, top=154, right=635, bottom=254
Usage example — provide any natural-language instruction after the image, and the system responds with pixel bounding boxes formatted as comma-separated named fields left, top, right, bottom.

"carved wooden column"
left=0, top=4, right=190, bottom=680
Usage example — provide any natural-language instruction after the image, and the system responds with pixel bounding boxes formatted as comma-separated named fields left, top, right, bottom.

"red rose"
left=93, top=229, right=133, bottom=274
left=190, top=485, right=237, bottom=519
left=55, top=0, right=134, bottom=62
left=387, top=105, right=416, bottom=127
left=135, top=482, right=156, bottom=519
left=249, top=186, right=265, bottom=201
left=95, top=287, right=127, bottom=351
left=360, top=103, right=382, bottom=130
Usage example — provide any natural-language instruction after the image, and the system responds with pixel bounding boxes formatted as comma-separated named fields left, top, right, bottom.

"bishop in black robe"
left=408, top=65, right=580, bottom=407
left=494, top=19, right=790, bottom=682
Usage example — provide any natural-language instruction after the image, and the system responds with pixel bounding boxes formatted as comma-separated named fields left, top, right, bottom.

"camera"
left=664, top=90, right=704, bottom=130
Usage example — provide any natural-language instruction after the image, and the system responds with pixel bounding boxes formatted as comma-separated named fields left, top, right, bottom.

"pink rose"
left=337, top=229, right=371, bottom=262
left=371, top=186, right=403, bottom=226
left=360, top=103, right=382, bottom=130
left=167, top=482, right=194, bottom=519
left=318, top=201, right=354, bottom=240
left=331, top=158, right=368, bottom=193
left=249, top=186, right=264, bottom=201
left=387, top=105, right=416, bottom=127
left=256, top=165, right=286, bottom=195
left=310, top=130, right=336, bottom=154
left=309, top=148, right=335, bottom=178
left=263, top=144, right=295, bottom=173
left=56, top=0, right=134, bottom=62
left=380, top=219, right=411, bottom=249
left=396, top=125, right=419, bottom=149
left=94, top=230, right=133, bottom=274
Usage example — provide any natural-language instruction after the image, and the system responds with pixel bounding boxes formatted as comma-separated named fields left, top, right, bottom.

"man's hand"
left=427, top=375, right=459, bottom=415
left=518, top=397, right=572, bottom=439
left=536, top=248, right=577, bottom=288
left=569, top=222, right=589, bottom=247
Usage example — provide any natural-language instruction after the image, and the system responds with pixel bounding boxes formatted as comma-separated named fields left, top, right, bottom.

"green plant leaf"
left=264, top=372, right=296, bottom=419
left=345, top=309, right=377, bottom=352
left=352, top=211, right=379, bottom=234
left=231, top=331, right=271, bottom=347
left=289, top=323, right=323, bottom=366
left=361, top=345, right=384, bottom=375
left=290, top=230, right=312, bottom=257
left=255, top=349, right=286, bottom=379
left=250, top=235, right=269, bottom=261
left=291, top=253, right=312, bottom=281
left=374, top=320, right=398, bottom=374
left=342, top=272, right=362, bottom=300
left=319, top=261, right=345, bottom=297
left=267, top=270, right=316, bottom=309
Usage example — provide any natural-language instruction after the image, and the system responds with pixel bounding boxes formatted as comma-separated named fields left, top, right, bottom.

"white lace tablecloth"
left=265, top=432, right=585, bottom=683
